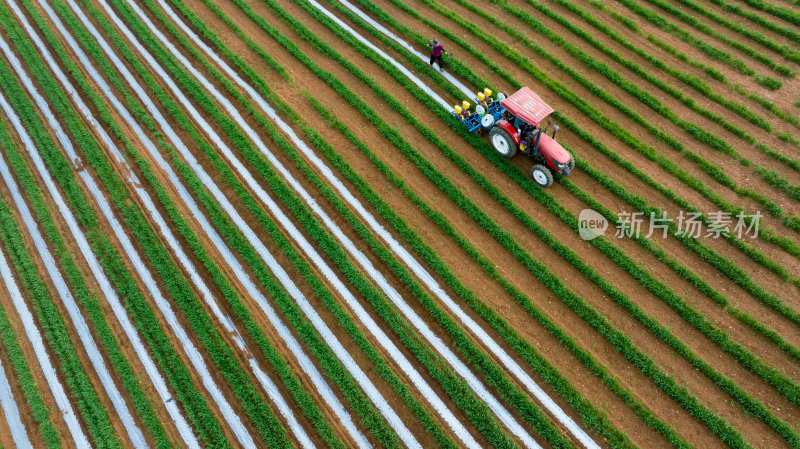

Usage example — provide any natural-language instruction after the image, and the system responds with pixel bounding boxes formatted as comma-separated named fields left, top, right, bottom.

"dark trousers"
left=429, top=54, right=443, bottom=69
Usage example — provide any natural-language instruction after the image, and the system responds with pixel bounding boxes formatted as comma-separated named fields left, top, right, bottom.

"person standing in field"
left=428, top=39, right=448, bottom=71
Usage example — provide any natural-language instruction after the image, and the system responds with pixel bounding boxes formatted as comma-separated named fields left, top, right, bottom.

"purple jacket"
left=430, top=43, right=444, bottom=57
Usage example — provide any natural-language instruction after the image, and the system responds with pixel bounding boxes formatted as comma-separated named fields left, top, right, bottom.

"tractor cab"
left=488, top=87, right=574, bottom=187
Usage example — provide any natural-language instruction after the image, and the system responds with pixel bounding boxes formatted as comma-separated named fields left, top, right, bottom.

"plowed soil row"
left=7, top=1, right=344, bottom=446
left=76, top=0, right=514, bottom=446
left=6, top=0, right=800, bottom=446
left=408, top=0, right=800, bottom=268
left=186, top=0, right=800, bottom=447
left=0, top=92, right=161, bottom=448
left=140, top=0, right=599, bottom=446
left=363, top=0, right=800, bottom=314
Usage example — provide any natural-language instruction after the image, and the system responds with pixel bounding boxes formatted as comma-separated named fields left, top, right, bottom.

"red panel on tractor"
left=537, top=133, right=571, bottom=165
left=500, top=87, right=554, bottom=128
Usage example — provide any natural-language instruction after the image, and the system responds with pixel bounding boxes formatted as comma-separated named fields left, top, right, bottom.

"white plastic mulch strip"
left=23, top=3, right=261, bottom=448
left=0, top=345, right=33, bottom=449
left=4, top=4, right=207, bottom=447
left=169, top=0, right=600, bottom=448
left=44, top=0, right=371, bottom=446
left=301, top=4, right=601, bottom=447
left=0, top=240, right=91, bottom=449
left=7, top=2, right=311, bottom=447
left=0, top=93, right=141, bottom=448
left=86, top=0, right=421, bottom=445
left=0, top=82, right=149, bottom=449
left=332, top=0, right=477, bottom=100
left=138, top=1, right=491, bottom=447
left=304, top=0, right=452, bottom=111
left=152, top=1, right=543, bottom=447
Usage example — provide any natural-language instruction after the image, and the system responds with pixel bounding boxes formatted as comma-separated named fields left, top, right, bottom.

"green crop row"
left=365, top=0, right=800, bottom=314
left=756, top=167, right=800, bottom=201
left=98, top=0, right=508, bottom=444
left=239, top=0, right=796, bottom=445
left=196, top=1, right=676, bottom=446
left=15, top=0, right=356, bottom=445
left=482, top=0, right=800, bottom=205
left=385, top=0, right=800, bottom=285
left=519, top=0, right=771, bottom=131
left=778, top=132, right=800, bottom=144
left=703, top=0, right=800, bottom=45
left=294, top=0, right=800, bottom=438
left=19, top=1, right=301, bottom=446
left=637, top=0, right=798, bottom=73
left=160, top=1, right=609, bottom=446
left=0, top=106, right=174, bottom=449
left=645, top=34, right=727, bottom=81
left=55, top=0, right=413, bottom=444
left=0, top=10, right=190, bottom=447
left=647, top=0, right=800, bottom=62
left=584, top=0, right=641, bottom=31
left=755, top=75, right=785, bottom=90
left=430, top=0, right=800, bottom=239
left=610, top=0, right=770, bottom=79
left=0, top=279, right=61, bottom=449
left=136, top=1, right=553, bottom=446
left=734, top=0, right=800, bottom=28
left=645, top=33, right=800, bottom=133
left=0, top=59, right=136, bottom=449
left=341, top=0, right=800, bottom=363
left=732, top=84, right=800, bottom=130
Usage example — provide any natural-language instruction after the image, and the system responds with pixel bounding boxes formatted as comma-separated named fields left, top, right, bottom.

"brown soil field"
left=0, top=0, right=798, bottom=447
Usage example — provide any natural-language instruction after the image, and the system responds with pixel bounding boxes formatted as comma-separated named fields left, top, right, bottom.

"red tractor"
left=457, top=87, right=574, bottom=187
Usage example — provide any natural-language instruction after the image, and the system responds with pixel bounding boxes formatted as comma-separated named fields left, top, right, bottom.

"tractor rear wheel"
left=489, top=126, right=517, bottom=158
left=531, top=164, right=553, bottom=187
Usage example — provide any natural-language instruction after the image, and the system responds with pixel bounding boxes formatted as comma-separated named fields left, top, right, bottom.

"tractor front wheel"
left=531, top=164, right=553, bottom=187
left=489, top=126, right=517, bottom=158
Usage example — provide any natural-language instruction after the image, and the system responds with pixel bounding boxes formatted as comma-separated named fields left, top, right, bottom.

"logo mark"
left=578, top=209, right=607, bottom=241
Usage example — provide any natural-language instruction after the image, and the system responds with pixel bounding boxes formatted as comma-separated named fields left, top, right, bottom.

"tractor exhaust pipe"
left=533, top=129, right=542, bottom=153
left=551, top=124, right=559, bottom=141
left=542, top=117, right=552, bottom=134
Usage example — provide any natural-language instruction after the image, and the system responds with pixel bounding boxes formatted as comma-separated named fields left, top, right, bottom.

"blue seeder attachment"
left=453, top=98, right=505, bottom=133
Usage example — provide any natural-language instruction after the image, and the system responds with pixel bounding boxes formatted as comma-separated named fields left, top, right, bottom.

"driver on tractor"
left=487, top=87, right=574, bottom=187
